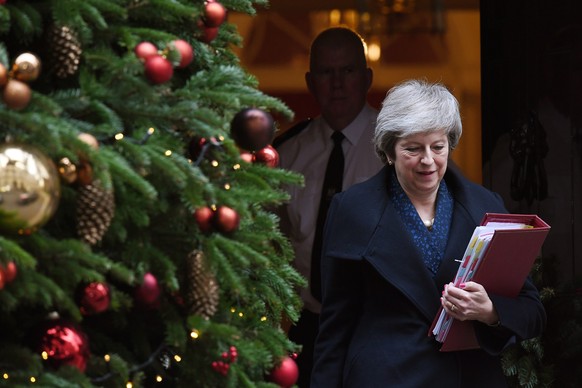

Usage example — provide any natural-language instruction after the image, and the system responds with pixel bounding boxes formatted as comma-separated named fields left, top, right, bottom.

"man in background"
left=274, top=27, right=384, bottom=387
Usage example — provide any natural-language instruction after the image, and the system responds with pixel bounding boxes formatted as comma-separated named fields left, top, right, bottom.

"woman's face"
left=392, top=129, right=449, bottom=200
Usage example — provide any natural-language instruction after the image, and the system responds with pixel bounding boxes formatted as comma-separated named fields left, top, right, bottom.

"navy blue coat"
left=311, top=166, right=546, bottom=388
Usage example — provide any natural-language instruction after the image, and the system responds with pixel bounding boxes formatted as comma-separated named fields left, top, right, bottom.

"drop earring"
left=388, top=159, right=393, bottom=166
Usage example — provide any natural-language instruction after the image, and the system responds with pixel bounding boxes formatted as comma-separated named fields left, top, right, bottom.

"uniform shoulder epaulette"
left=272, top=118, right=312, bottom=149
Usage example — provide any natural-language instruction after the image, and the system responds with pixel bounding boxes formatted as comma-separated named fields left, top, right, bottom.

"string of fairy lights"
left=0, top=125, right=279, bottom=385
left=0, top=304, right=271, bottom=385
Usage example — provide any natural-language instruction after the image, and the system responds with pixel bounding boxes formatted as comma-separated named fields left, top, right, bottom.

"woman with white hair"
left=311, top=79, right=546, bottom=387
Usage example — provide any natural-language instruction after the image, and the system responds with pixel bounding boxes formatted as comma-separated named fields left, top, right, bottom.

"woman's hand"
left=441, top=281, right=499, bottom=326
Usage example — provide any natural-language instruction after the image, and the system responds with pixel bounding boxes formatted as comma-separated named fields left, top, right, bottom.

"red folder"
left=429, top=213, right=551, bottom=352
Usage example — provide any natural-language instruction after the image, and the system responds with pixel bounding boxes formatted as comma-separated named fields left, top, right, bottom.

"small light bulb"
left=165, top=150, right=172, bottom=156
left=329, top=9, right=341, bottom=25
left=367, top=41, right=381, bottom=62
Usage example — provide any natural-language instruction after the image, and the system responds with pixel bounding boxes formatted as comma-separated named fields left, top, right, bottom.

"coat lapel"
left=359, top=169, right=486, bottom=323
left=363, top=199, right=442, bottom=322
left=326, top=166, right=499, bottom=324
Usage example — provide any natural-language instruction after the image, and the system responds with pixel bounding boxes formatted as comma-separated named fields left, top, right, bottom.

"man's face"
left=306, top=44, right=372, bottom=130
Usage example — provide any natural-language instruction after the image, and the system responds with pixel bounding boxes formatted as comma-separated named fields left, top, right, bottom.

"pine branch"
left=0, top=0, right=304, bottom=385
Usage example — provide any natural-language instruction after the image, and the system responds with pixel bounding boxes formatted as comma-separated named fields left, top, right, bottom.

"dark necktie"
left=311, top=131, right=345, bottom=302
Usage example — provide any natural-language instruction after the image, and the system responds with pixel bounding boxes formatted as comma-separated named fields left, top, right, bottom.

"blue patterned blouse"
left=388, top=169, right=454, bottom=275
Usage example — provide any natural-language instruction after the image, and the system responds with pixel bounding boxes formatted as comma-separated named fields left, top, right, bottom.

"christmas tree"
left=0, top=0, right=305, bottom=386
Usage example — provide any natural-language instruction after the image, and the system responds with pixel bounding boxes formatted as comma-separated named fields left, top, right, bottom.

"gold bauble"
left=0, top=144, right=61, bottom=235
left=57, top=157, right=78, bottom=184
left=77, top=133, right=99, bottom=149
left=13, top=53, right=41, bottom=82
left=3, top=79, right=32, bottom=110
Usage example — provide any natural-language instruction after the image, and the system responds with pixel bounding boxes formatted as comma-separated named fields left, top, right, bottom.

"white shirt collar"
left=321, top=104, right=376, bottom=146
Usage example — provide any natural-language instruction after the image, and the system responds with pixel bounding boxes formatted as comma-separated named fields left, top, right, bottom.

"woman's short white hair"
left=373, top=79, right=463, bottom=164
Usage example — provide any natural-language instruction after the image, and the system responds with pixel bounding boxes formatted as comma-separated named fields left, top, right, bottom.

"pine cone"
left=47, top=25, right=82, bottom=78
left=76, top=181, right=115, bottom=245
left=184, top=250, right=219, bottom=319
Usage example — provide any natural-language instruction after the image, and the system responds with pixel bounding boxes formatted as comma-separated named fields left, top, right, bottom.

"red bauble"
left=1, top=261, right=17, bottom=283
left=203, top=1, right=227, bottom=28
left=144, top=56, right=173, bottom=84
left=194, top=206, right=215, bottom=233
left=197, top=19, right=219, bottom=43
left=0, top=271, right=4, bottom=290
left=134, top=272, right=161, bottom=307
left=134, top=41, right=159, bottom=61
left=78, top=282, right=110, bottom=315
left=253, top=145, right=279, bottom=168
left=188, top=136, right=220, bottom=161
left=75, top=160, right=93, bottom=186
left=171, top=39, right=194, bottom=68
left=213, top=206, right=240, bottom=234
left=227, top=345, right=238, bottom=363
left=203, top=27, right=219, bottom=43
left=188, top=137, right=207, bottom=160
left=230, top=108, right=275, bottom=151
left=36, top=319, right=90, bottom=372
left=269, top=356, right=299, bottom=388
left=211, top=360, right=230, bottom=376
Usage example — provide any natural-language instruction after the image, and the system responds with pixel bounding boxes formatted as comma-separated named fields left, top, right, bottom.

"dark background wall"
left=481, top=1, right=582, bottom=286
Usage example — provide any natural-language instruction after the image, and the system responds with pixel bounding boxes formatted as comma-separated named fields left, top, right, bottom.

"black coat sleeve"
left=475, top=274, right=546, bottom=355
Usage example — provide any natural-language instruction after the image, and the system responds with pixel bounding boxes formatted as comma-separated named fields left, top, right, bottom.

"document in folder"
left=429, top=213, right=551, bottom=352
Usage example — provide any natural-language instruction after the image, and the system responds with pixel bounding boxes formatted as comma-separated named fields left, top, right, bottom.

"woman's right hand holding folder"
left=441, top=281, right=500, bottom=326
